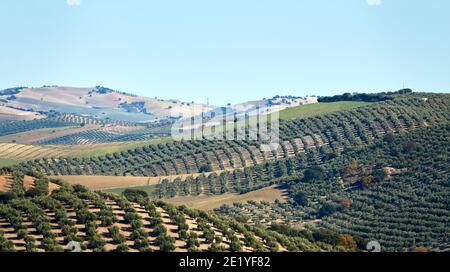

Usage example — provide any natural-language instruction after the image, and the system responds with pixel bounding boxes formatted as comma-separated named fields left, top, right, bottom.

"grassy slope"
left=279, top=101, right=372, bottom=120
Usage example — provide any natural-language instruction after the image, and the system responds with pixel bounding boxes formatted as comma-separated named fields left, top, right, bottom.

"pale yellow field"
left=163, top=185, right=288, bottom=211
left=52, top=171, right=224, bottom=190
left=53, top=175, right=157, bottom=190
left=0, top=105, right=44, bottom=120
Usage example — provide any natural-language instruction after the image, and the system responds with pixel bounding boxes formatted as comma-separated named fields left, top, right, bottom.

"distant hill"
left=0, top=86, right=215, bottom=122
left=0, top=86, right=320, bottom=123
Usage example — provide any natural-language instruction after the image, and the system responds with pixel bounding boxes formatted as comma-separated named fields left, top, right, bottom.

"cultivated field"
left=0, top=143, right=72, bottom=161
left=0, top=137, right=173, bottom=163
left=0, top=126, right=83, bottom=144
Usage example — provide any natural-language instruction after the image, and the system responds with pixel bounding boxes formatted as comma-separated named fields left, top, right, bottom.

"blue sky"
left=0, top=0, right=449, bottom=105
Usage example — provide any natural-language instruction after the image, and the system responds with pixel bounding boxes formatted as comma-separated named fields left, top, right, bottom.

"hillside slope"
left=2, top=92, right=448, bottom=253
left=0, top=171, right=344, bottom=252
left=217, top=124, right=450, bottom=251
left=19, top=93, right=449, bottom=178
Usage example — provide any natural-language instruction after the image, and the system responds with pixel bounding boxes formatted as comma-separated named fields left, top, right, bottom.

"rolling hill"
left=0, top=86, right=214, bottom=122
left=1, top=90, right=448, bottom=253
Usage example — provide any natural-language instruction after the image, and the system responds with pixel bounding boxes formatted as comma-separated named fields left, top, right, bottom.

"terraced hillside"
left=0, top=171, right=345, bottom=252
left=20, top=94, right=449, bottom=178
left=217, top=124, right=450, bottom=251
